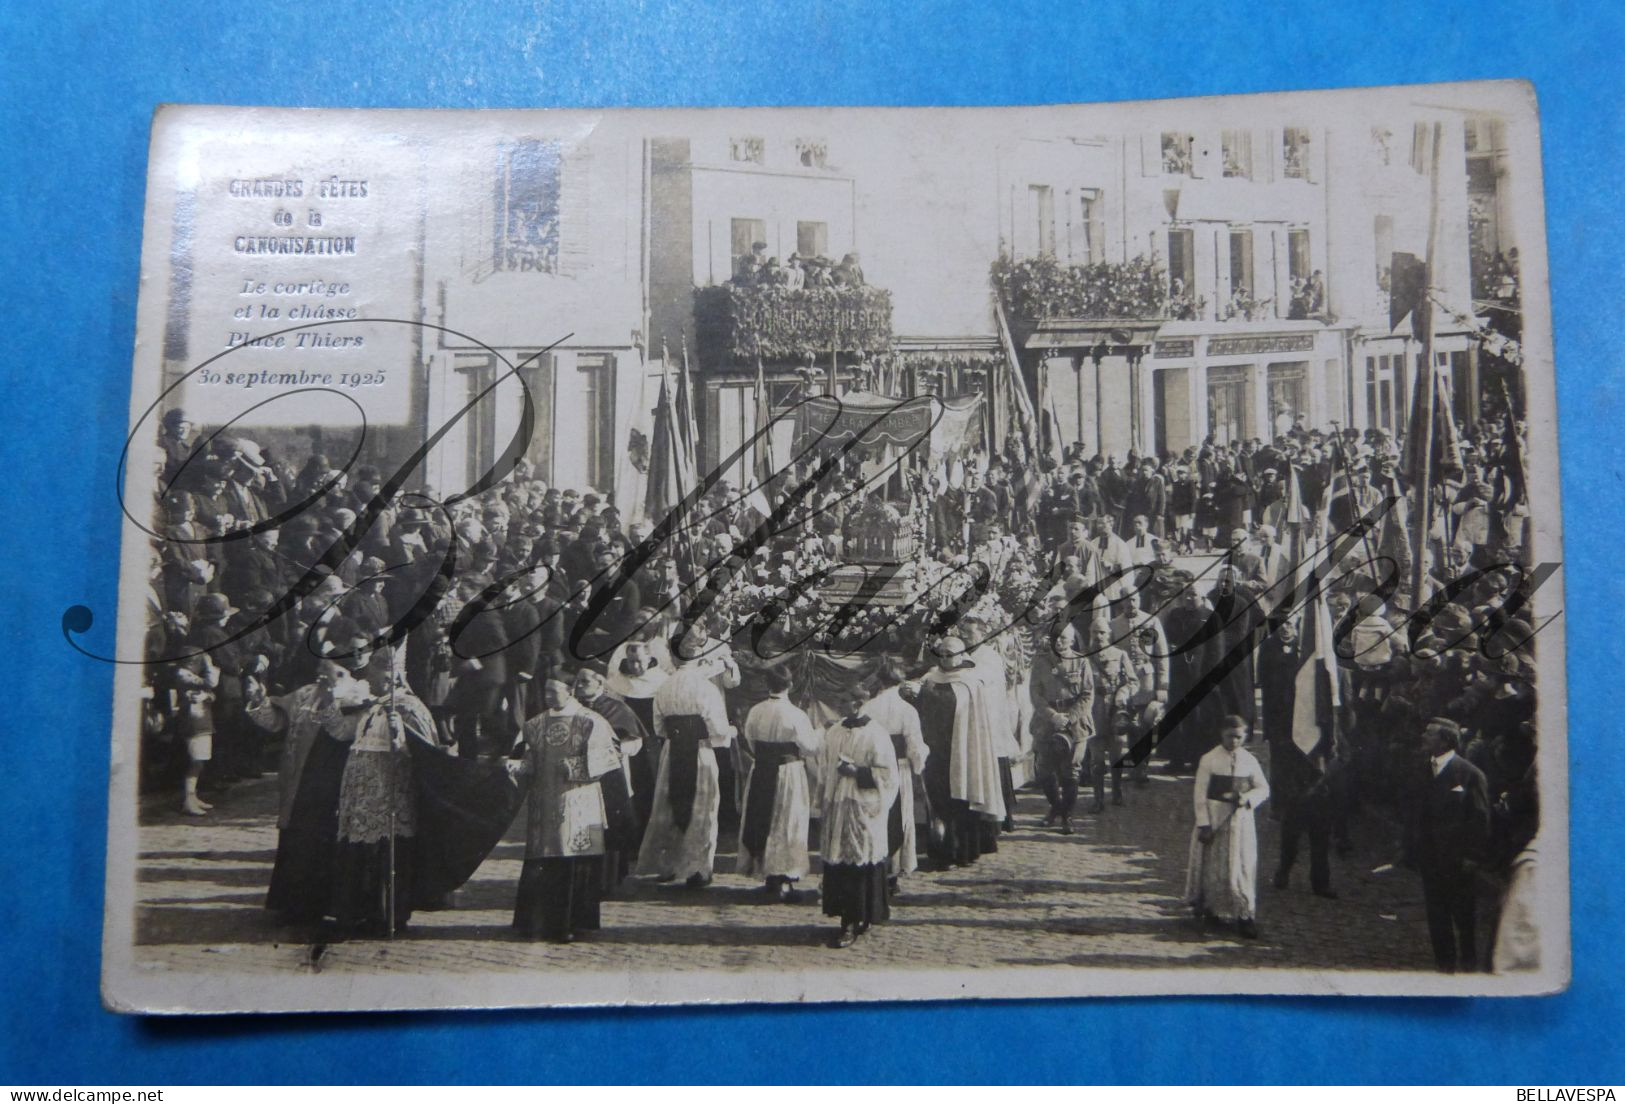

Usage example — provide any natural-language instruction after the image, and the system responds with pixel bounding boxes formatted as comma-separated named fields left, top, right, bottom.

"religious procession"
left=130, top=106, right=1547, bottom=978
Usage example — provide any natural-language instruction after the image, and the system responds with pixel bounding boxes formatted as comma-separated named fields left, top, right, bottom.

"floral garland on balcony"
left=694, top=283, right=894, bottom=362
left=990, top=254, right=1172, bottom=322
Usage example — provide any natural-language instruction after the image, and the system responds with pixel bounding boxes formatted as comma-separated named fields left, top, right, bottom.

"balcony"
left=694, top=283, right=893, bottom=363
left=992, top=254, right=1175, bottom=324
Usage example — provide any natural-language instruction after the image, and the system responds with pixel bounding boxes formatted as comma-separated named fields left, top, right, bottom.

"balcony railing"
left=992, top=254, right=1175, bottom=323
left=694, top=284, right=893, bottom=362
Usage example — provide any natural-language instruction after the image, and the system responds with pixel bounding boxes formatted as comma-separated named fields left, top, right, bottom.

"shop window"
left=578, top=354, right=616, bottom=492
left=1267, top=363, right=1306, bottom=441
left=1207, top=366, right=1248, bottom=446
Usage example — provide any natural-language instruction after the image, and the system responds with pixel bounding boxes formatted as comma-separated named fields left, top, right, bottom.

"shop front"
left=1350, top=329, right=1479, bottom=439
left=1144, top=321, right=1344, bottom=457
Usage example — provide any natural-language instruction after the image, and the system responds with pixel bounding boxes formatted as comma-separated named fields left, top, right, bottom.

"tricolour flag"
left=1288, top=501, right=1342, bottom=759
left=993, top=294, right=1045, bottom=531
left=747, top=354, right=775, bottom=518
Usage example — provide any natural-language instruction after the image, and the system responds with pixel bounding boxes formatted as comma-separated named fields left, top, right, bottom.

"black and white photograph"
left=98, top=82, right=1567, bottom=1013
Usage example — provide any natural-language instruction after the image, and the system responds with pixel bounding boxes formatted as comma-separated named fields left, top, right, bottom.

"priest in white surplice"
left=917, top=635, right=1008, bottom=868
left=635, top=634, right=738, bottom=888
left=1185, top=714, right=1270, bottom=938
left=860, top=657, right=928, bottom=887
left=735, top=665, right=822, bottom=901
left=820, top=688, right=899, bottom=948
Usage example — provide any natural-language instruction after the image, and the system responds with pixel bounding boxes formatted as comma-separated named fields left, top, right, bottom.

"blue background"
left=1, top=0, right=1619, bottom=1084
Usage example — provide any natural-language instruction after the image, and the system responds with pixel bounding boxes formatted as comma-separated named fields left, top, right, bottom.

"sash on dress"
left=664, top=714, right=708, bottom=832
left=885, top=732, right=909, bottom=852
left=740, top=742, right=801, bottom=859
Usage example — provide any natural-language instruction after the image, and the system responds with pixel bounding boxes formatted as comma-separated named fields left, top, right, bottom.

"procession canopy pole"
left=1410, top=120, right=1444, bottom=605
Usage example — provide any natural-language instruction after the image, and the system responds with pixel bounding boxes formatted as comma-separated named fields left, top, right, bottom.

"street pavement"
left=131, top=746, right=1437, bottom=980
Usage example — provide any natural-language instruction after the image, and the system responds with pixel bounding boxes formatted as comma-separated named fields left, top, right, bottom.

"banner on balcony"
left=695, top=284, right=893, bottom=362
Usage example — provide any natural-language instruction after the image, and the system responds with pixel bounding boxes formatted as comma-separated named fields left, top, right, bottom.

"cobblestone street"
left=130, top=746, right=1438, bottom=983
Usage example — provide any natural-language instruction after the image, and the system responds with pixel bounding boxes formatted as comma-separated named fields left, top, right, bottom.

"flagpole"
left=1409, top=120, right=1444, bottom=605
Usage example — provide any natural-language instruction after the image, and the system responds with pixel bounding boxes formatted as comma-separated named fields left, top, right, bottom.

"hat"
left=229, top=438, right=265, bottom=466
left=194, top=593, right=238, bottom=620
left=161, top=408, right=188, bottom=428
left=1426, top=716, right=1463, bottom=741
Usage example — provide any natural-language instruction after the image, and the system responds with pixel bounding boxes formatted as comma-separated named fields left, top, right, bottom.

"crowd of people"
left=138, top=392, right=1543, bottom=968
left=731, top=241, right=867, bottom=290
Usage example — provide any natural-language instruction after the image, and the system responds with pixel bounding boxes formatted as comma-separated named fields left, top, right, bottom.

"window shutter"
left=1088, top=216, right=1105, bottom=265
left=557, top=143, right=593, bottom=277
left=1141, top=133, right=1159, bottom=176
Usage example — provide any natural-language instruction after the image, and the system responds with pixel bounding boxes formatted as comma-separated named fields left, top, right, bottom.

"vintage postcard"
left=96, top=81, right=1567, bottom=1013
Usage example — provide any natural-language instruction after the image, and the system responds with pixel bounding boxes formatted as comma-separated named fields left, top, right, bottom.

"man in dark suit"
left=1410, top=717, right=1492, bottom=972
left=1121, top=459, right=1166, bottom=538
left=220, top=525, right=283, bottom=604
left=444, top=577, right=513, bottom=759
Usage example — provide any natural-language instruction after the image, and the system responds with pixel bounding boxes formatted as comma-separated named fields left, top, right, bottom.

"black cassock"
left=916, top=676, right=995, bottom=868
left=1156, top=605, right=1223, bottom=769
left=267, top=734, right=521, bottom=923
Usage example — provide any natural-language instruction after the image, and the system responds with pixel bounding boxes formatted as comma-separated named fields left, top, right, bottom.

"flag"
left=1288, top=507, right=1341, bottom=758
left=644, top=360, right=682, bottom=522
left=1402, top=360, right=1462, bottom=491
left=1280, top=463, right=1309, bottom=562
left=671, top=340, right=699, bottom=508
left=615, top=344, right=654, bottom=524
left=1037, top=359, right=1065, bottom=469
left=993, top=295, right=1045, bottom=531
left=1497, top=382, right=1528, bottom=508
left=1320, top=461, right=1352, bottom=539
left=1289, top=577, right=1340, bottom=757
left=748, top=354, right=775, bottom=517
left=1389, top=252, right=1429, bottom=338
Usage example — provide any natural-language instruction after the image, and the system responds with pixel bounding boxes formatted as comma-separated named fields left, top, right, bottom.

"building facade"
left=421, top=126, right=650, bottom=501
